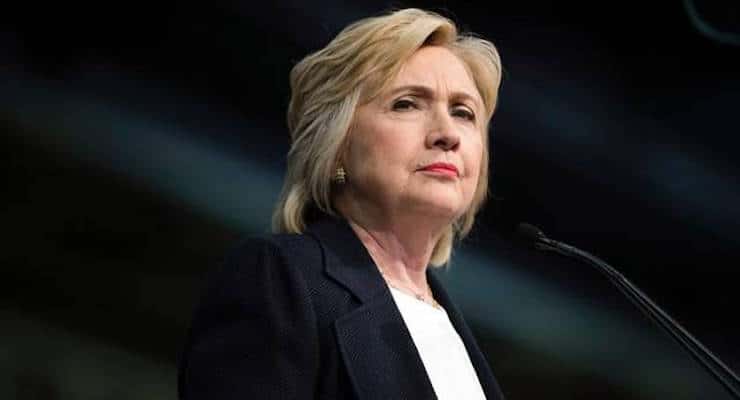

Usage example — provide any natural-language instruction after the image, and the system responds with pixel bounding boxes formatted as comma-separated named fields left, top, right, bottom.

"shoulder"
left=198, top=233, right=325, bottom=302
left=189, top=233, right=325, bottom=338
left=180, top=233, right=323, bottom=398
left=221, top=232, right=324, bottom=277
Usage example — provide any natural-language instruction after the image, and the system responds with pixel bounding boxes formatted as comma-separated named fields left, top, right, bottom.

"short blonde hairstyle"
left=272, top=8, right=503, bottom=266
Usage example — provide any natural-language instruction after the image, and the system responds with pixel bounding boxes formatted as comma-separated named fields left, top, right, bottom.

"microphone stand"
left=523, top=225, right=740, bottom=399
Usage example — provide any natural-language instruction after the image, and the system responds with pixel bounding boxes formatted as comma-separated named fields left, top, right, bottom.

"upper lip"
left=418, top=162, right=460, bottom=176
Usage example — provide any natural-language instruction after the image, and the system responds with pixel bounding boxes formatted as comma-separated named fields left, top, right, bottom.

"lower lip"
left=420, top=167, right=458, bottom=178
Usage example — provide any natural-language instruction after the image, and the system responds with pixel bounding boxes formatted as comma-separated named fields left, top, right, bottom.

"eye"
left=451, top=105, right=476, bottom=122
left=392, top=98, right=417, bottom=111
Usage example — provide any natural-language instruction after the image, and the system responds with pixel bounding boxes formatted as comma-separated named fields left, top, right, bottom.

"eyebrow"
left=386, top=84, right=482, bottom=109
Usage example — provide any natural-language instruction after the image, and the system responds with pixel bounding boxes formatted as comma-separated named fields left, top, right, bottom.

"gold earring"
left=333, top=166, right=346, bottom=184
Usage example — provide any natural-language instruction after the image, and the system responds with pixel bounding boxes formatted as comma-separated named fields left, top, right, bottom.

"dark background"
left=2, top=1, right=739, bottom=399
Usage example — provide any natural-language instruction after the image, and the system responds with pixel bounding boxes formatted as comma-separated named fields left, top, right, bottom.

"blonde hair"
left=272, top=8, right=503, bottom=266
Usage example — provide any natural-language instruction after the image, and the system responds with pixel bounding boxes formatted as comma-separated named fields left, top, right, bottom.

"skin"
left=334, top=46, right=486, bottom=301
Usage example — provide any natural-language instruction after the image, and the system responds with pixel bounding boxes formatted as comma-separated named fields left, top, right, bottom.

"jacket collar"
left=305, top=214, right=504, bottom=400
left=304, top=213, right=465, bottom=309
left=305, top=213, right=389, bottom=303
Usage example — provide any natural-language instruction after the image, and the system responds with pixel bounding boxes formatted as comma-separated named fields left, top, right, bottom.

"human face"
left=340, top=46, right=485, bottom=223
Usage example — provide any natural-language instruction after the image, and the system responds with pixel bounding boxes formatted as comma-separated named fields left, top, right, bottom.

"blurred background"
left=2, top=1, right=739, bottom=399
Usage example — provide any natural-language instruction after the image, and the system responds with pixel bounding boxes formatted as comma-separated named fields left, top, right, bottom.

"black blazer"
left=178, top=215, right=505, bottom=399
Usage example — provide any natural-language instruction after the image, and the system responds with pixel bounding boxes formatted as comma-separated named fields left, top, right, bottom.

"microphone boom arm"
left=536, top=236, right=740, bottom=399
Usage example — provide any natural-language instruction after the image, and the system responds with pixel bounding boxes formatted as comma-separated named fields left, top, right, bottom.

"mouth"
left=418, top=162, right=460, bottom=177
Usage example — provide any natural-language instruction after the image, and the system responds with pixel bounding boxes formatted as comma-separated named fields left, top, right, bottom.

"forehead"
left=390, top=46, right=481, bottom=102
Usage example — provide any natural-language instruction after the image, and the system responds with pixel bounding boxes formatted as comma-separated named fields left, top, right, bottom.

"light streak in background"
left=4, top=74, right=280, bottom=234
left=683, top=0, right=740, bottom=46
left=505, top=79, right=740, bottom=240
left=3, top=72, right=734, bottom=397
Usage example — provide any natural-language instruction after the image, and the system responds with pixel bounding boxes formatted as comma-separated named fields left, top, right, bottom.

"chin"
left=413, top=197, right=468, bottom=221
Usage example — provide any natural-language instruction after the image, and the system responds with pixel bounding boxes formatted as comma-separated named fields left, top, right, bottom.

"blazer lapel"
left=334, top=294, right=437, bottom=400
left=307, top=216, right=437, bottom=400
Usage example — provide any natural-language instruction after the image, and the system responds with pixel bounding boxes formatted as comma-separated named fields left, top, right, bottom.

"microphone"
left=516, top=222, right=740, bottom=398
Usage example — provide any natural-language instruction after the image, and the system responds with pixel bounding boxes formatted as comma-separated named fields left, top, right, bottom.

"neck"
left=337, top=196, right=450, bottom=294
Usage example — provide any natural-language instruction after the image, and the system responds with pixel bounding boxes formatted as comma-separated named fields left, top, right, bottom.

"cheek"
left=356, top=127, right=415, bottom=168
left=465, top=136, right=484, bottom=179
left=345, top=129, right=410, bottom=188
left=349, top=138, right=390, bottom=171
left=462, top=138, right=485, bottom=199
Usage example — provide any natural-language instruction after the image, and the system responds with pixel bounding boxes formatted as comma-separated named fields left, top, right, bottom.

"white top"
left=389, top=286, right=487, bottom=400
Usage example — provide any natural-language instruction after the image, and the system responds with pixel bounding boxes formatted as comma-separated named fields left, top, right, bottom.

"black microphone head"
left=516, top=222, right=546, bottom=244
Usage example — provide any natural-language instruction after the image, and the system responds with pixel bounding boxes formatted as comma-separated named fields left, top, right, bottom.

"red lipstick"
left=419, top=162, right=459, bottom=177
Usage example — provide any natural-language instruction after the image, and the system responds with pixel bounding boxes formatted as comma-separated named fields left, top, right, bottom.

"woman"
left=179, top=8, right=504, bottom=400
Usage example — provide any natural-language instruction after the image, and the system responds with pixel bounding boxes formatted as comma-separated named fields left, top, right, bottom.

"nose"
left=425, top=106, right=460, bottom=151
